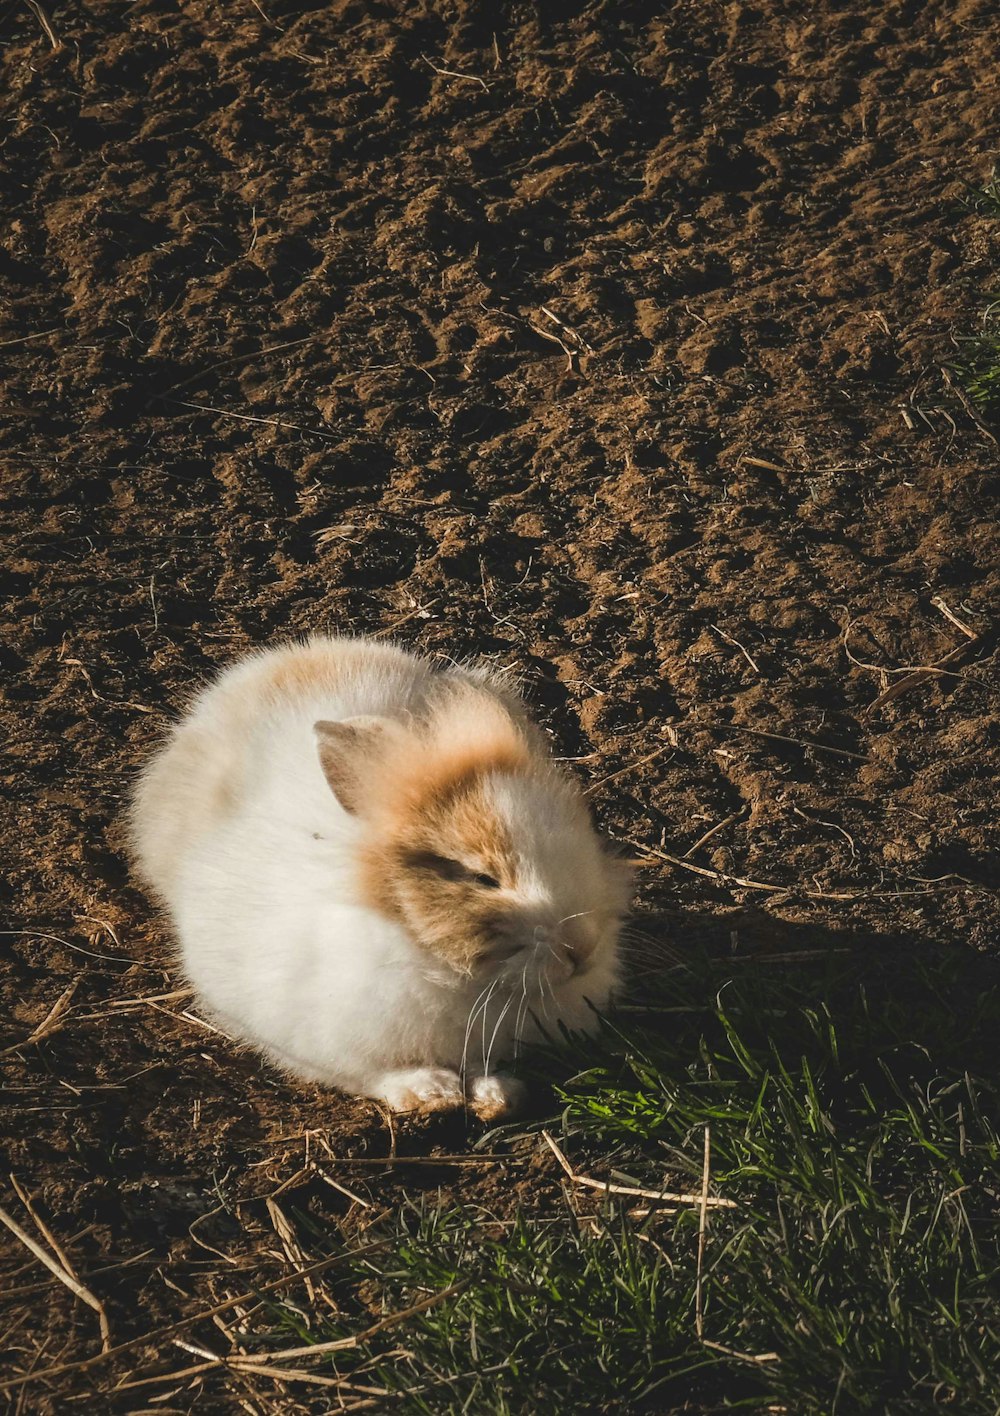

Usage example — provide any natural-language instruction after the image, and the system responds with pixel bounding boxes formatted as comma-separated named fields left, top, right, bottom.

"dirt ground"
left=2, top=0, right=999, bottom=1407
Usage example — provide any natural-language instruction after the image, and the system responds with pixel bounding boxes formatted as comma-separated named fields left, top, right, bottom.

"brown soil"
left=2, top=0, right=999, bottom=1408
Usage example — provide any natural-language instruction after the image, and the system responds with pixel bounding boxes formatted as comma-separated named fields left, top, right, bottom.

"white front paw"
left=469, top=1073, right=527, bottom=1122
left=375, top=1067, right=465, bottom=1115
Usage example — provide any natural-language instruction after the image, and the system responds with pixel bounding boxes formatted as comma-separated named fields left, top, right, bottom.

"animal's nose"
left=533, top=925, right=577, bottom=973
left=533, top=924, right=590, bottom=977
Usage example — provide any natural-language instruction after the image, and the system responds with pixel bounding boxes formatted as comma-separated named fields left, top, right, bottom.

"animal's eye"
left=408, top=852, right=501, bottom=889
left=409, top=852, right=469, bottom=882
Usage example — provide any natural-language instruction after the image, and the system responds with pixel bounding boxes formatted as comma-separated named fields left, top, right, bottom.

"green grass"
left=261, top=946, right=1000, bottom=1414
left=952, top=176, right=1000, bottom=416
left=953, top=317, right=1000, bottom=417
left=963, top=176, right=1000, bottom=218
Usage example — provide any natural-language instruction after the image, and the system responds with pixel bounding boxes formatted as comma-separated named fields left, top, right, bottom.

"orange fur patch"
left=356, top=733, right=534, bottom=972
left=390, top=737, right=532, bottom=819
left=261, top=640, right=365, bottom=704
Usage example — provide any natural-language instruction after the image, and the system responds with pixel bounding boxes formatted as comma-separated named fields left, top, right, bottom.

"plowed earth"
left=2, top=0, right=999, bottom=1407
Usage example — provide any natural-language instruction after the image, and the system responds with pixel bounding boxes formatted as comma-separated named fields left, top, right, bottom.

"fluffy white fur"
left=130, top=636, right=630, bottom=1116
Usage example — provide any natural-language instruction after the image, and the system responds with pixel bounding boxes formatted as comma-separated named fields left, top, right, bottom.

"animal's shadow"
left=502, top=900, right=1000, bottom=1131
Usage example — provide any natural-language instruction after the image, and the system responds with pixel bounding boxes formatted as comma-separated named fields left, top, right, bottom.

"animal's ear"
left=314, top=716, right=404, bottom=815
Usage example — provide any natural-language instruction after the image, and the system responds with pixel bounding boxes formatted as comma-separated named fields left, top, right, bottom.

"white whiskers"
left=460, top=977, right=500, bottom=1085
left=556, top=908, right=597, bottom=927
left=483, top=990, right=515, bottom=1078
left=537, top=953, right=556, bottom=1023
left=513, top=964, right=530, bottom=1061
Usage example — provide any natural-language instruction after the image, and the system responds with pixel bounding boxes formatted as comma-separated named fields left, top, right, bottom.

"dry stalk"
left=867, top=638, right=980, bottom=711
left=584, top=740, right=676, bottom=795
left=931, top=594, right=978, bottom=640
left=121, top=1280, right=469, bottom=1390
left=420, top=54, right=489, bottom=89
left=237, top=1280, right=469, bottom=1363
left=683, top=809, right=747, bottom=860
left=23, top=0, right=59, bottom=47
left=625, top=839, right=985, bottom=902
left=541, top=1131, right=736, bottom=1210
left=710, top=722, right=869, bottom=763
left=1, top=982, right=78, bottom=1055
left=169, top=398, right=334, bottom=441
left=710, top=625, right=761, bottom=675
left=0, top=1204, right=110, bottom=1352
left=265, top=1199, right=316, bottom=1304
left=703, top=1339, right=781, bottom=1364
left=0, top=1243, right=391, bottom=1393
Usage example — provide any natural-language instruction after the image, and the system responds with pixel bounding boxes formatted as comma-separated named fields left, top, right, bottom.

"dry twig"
left=624, top=840, right=987, bottom=901
left=265, top=1199, right=316, bottom=1304
left=165, top=336, right=318, bottom=394
left=0, top=1243, right=391, bottom=1393
left=633, top=844, right=789, bottom=894
left=710, top=625, right=761, bottom=675
left=740, top=455, right=787, bottom=473
left=931, top=594, right=978, bottom=640
left=0, top=1204, right=110, bottom=1352
left=420, top=55, right=489, bottom=89
left=710, top=722, right=870, bottom=763
left=1, top=982, right=78, bottom=1055
left=8, top=1178, right=78, bottom=1279
left=683, top=810, right=747, bottom=860
left=122, top=1281, right=468, bottom=1390
left=525, top=319, right=577, bottom=371
left=866, top=640, right=978, bottom=711
left=541, top=1131, right=736, bottom=1209
left=841, top=613, right=990, bottom=712
left=539, top=305, right=594, bottom=354
left=23, top=0, right=59, bottom=47
left=0, top=328, right=61, bottom=349
left=584, top=741, right=675, bottom=795
left=702, top=1339, right=781, bottom=1364
left=169, top=399, right=334, bottom=440
left=237, top=1281, right=469, bottom=1363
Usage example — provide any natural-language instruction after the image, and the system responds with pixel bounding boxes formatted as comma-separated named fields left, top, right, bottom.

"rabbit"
left=129, top=635, right=632, bottom=1120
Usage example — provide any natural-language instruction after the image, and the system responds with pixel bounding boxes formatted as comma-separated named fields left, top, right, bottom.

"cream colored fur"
left=129, top=636, right=631, bottom=1117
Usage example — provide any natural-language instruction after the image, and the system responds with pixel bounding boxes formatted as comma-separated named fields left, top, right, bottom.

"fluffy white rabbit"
left=130, top=636, right=631, bottom=1119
